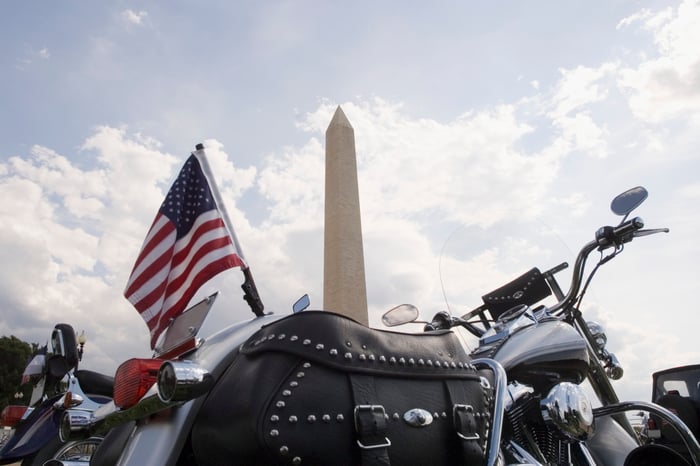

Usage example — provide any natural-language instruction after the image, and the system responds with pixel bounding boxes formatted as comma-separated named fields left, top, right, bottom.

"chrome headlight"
left=540, top=382, right=595, bottom=440
left=586, top=321, right=607, bottom=350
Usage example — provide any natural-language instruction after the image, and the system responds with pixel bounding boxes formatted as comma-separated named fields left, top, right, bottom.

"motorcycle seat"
left=75, top=369, right=115, bottom=399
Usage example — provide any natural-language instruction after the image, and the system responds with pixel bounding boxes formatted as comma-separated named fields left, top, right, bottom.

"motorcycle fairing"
left=0, top=395, right=62, bottom=463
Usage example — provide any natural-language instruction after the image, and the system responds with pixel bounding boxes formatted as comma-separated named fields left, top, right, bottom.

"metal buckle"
left=354, top=405, right=392, bottom=450
left=453, top=404, right=480, bottom=441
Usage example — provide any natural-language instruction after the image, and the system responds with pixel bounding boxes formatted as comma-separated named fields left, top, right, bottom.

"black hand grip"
left=596, top=217, right=644, bottom=249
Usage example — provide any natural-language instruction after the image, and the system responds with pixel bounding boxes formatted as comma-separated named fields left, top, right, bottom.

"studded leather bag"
left=191, top=311, right=494, bottom=466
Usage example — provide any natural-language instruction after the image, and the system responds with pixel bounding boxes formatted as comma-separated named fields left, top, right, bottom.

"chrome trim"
left=472, top=358, right=506, bottom=466
left=594, top=401, right=700, bottom=466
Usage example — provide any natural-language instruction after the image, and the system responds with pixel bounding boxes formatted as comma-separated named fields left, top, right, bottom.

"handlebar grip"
left=596, top=217, right=644, bottom=248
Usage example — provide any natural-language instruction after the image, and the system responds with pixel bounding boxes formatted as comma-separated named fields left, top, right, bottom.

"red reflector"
left=1, top=405, right=28, bottom=427
left=113, top=358, right=163, bottom=409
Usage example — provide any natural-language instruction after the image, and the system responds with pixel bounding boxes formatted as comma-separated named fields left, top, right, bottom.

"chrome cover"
left=540, top=382, right=595, bottom=440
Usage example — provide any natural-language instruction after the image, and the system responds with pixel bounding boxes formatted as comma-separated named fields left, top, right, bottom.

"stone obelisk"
left=324, top=106, right=369, bottom=325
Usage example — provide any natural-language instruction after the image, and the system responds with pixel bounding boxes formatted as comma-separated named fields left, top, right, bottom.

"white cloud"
left=617, top=0, right=700, bottom=122
left=121, top=9, right=148, bottom=26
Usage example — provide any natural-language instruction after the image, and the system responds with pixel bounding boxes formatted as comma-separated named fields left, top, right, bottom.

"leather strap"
left=445, top=379, right=485, bottom=465
left=350, top=374, right=391, bottom=466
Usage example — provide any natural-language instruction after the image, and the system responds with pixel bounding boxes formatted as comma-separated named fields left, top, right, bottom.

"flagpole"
left=193, top=143, right=265, bottom=316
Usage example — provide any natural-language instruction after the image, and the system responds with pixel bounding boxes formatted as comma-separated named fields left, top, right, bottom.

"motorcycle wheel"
left=21, top=436, right=103, bottom=466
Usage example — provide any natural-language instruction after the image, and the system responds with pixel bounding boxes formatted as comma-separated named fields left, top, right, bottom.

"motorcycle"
left=380, top=186, right=700, bottom=465
left=64, top=186, right=698, bottom=465
left=0, top=324, right=113, bottom=466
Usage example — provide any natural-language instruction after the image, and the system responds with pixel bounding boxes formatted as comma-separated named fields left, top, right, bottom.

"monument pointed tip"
left=328, top=105, right=353, bottom=130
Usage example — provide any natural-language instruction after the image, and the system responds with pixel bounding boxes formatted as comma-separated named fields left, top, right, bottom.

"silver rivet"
left=293, top=457, right=302, bottom=465
left=480, top=377, right=491, bottom=389
left=458, top=362, right=464, bottom=368
left=291, top=335, right=299, bottom=341
left=345, top=341, right=352, bottom=347
left=392, top=413, right=400, bottom=421
left=435, top=361, right=442, bottom=368
left=282, top=390, right=292, bottom=397
left=362, top=344, right=368, bottom=350
left=442, top=412, right=447, bottom=418
left=408, top=358, right=415, bottom=365
left=379, top=356, right=387, bottom=363
left=290, top=381, right=299, bottom=388
left=308, top=415, right=316, bottom=423
left=322, top=414, right=331, bottom=422
left=427, top=360, right=434, bottom=366
left=278, top=334, right=286, bottom=340
left=337, top=414, right=344, bottom=422
left=303, top=339, right=311, bottom=346
left=418, top=359, right=425, bottom=366
left=276, top=401, right=286, bottom=408
left=316, top=343, right=324, bottom=350
left=389, top=357, right=397, bottom=364
left=280, top=446, right=289, bottom=455
left=434, top=412, right=439, bottom=418
left=289, top=415, right=298, bottom=423
left=344, top=352, right=352, bottom=360
left=271, top=415, right=279, bottom=422
left=303, top=362, right=311, bottom=368
left=399, top=357, right=406, bottom=365
left=451, top=362, right=457, bottom=368
left=297, top=372, right=305, bottom=378
left=268, top=334, right=276, bottom=340
left=270, top=429, right=279, bottom=437
left=359, top=354, right=367, bottom=361
left=330, top=349, right=338, bottom=356
left=368, top=354, right=376, bottom=361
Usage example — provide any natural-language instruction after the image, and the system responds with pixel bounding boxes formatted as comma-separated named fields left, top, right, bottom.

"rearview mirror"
left=381, top=304, right=420, bottom=327
left=611, top=186, right=648, bottom=216
left=292, top=294, right=310, bottom=313
left=51, top=324, right=79, bottom=371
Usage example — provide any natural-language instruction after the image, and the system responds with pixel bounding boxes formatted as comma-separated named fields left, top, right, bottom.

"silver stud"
left=399, top=357, right=406, bottom=365
left=344, top=352, right=352, bottom=360
left=271, top=415, right=279, bottom=423
left=434, top=412, right=439, bottom=418
left=345, top=341, right=352, bottom=347
left=389, top=357, right=397, bottom=364
left=458, top=362, right=464, bottom=368
left=359, top=354, right=367, bottom=361
left=418, top=359, right=425, bottom=366
left=268, top=334, right=276, bottom=340
left=280, top=446, right=289, bottom=455
left=296, top=372, right=305, bottom=378
left=303, top=339, right=311, bottom=346
left=278, top=334, right=286, bottom=340
left=270, top=429, right=279, bottom=437
left=289, top=415, right=298, bottom=423
left=379, top=356, right=387, bottom=363
left=292, top=457, right=302, bottom=465
left=480, top=377, right=491, bottom=389
left=337, top=414, right=344, bottom=422
left=451, top=362, right=457, bottom=368
left=435, top=361, right=442, bottom=368
left=330, top=349, right=338, bottom=356
left=441, top=412, right=447, bottom=418
left=408, top=358, right=415, bottom=365
left=322, top=414, right=331, bottom=422
left=361, top=344, right=368, bottom=350
left=392, top=413, right=400, bottom=421
left=276, top=401, right=286, bottom=408
left=303, top=362, right=311, bottom=368
left=291, top=335, right=299, bottom=341
left=282, top=390, right=292, bottom=397
left=307, top=415, right=316, bottom=423
left=427, top=360, right=434, bottom=367
left=290, top=381, right=299, bottom=387
left=316, top=343, right=324, bottom=350
left=368, top=354, right=376, bottom=361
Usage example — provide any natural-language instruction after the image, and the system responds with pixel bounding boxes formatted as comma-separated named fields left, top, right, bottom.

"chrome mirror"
left=381, top=304, right=420, bottom=327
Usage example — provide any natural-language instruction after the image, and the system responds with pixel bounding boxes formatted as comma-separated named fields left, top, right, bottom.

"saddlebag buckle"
left=354, top=405, right=392, bottom=450
left=453, top=404, right=480, bottom=441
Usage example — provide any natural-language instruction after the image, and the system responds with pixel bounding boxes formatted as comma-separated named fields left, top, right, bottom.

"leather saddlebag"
left=191, top=311, right=494, bottom=466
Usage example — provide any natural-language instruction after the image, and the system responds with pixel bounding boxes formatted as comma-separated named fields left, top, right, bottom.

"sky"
left=1, top=1, right=699, bottom=405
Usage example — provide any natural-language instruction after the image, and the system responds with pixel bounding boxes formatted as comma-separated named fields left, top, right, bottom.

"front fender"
left=0, top=396, right=62, bottom=463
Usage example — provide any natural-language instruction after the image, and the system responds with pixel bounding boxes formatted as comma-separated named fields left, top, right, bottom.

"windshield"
left=653, top=366, right=700, bottom=403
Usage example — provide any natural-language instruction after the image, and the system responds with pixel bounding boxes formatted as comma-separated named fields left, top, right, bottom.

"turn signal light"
left=113, top=358, right=163, bottom=409
left=1, top=405, right=28, bottom=427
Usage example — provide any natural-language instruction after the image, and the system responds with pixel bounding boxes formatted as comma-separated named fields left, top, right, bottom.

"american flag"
left=124, top=153, right=246, bottom=348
